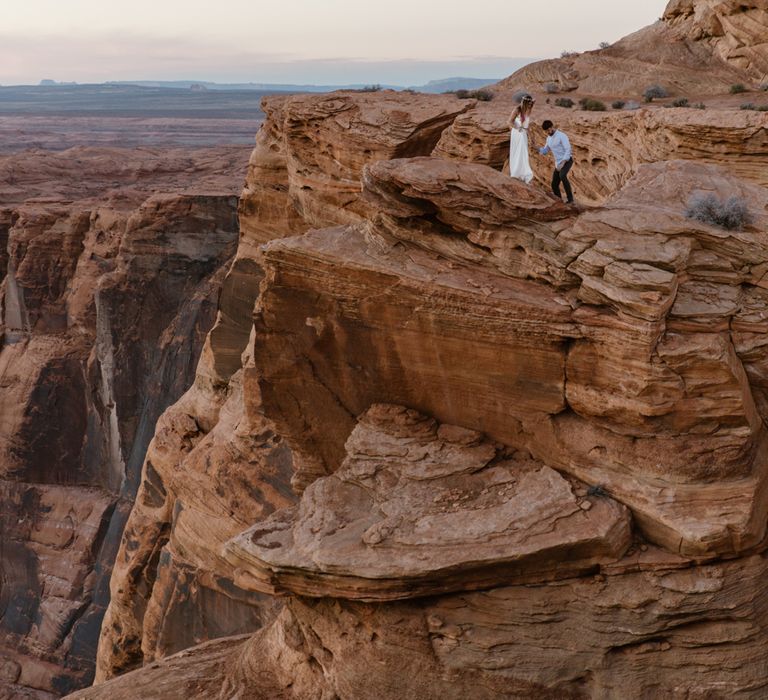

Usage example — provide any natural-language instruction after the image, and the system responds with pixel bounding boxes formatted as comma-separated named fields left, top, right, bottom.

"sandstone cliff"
left=497, top=0, right=768, bottom=97
left=51, top=1, right=768, bottom=698
left=0, top=147, right=247, bottom=698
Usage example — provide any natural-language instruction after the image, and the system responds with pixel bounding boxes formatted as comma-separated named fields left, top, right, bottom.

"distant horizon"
left=0, top=57, right=536, bottom=90
left=7, top=72, right=516, bottom=90
left=1, top=1, right=668, bottom=85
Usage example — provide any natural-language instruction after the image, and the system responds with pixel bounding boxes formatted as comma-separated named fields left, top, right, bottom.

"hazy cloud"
left=0, top=0, right=669, bottom=85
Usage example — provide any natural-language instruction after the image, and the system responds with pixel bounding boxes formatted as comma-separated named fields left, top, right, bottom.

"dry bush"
left=643, top=84, right=668, bottom=102
left=554, top=97, right=574, bottom=108
left=579, top=97, right=606, bottom=111
left=685, top=193, right=753, bottom=230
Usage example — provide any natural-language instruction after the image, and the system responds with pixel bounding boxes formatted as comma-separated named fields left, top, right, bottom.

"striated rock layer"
left=73, top=23, right=768, bottom=697
left=0, top=147, right=247, bottom=697
left=496, top=0, right=768, bottom=97
left=92, top=90, right=476, bottom=682
left=226, top=405, right=631, bottom=601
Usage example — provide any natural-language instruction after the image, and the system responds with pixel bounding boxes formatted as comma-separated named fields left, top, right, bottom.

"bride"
left=508, top=95, right=535, bottom=183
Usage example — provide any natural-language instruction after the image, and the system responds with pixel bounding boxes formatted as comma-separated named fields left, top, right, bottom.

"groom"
left=538, top=120, right=574, bottom=204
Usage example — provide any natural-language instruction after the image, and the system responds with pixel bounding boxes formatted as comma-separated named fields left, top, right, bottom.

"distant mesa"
left=39, top=79, right=78, bottom=86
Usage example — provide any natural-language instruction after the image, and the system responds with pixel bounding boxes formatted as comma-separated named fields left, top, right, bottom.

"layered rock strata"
left=434, top=106, right=768, bottom=205
left=497, top=0, right=768, bottom=96
left=93, top=91, right=476, bottom=682
left=73, top=10, right=768, bottom=695
left=0, top=148, right=247, bottom=697
left=250, top=156, right=768, bottom=558
left=226, top=404, right=631, bottom=601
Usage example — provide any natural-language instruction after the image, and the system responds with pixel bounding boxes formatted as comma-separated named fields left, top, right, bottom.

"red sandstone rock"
left=0, top=147, right=246, bottom=697
left=53, top=6, right=768, bottom=696
left=496, top=0, right=768, bottom=96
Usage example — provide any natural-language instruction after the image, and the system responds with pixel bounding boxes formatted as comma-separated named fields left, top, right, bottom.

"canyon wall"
left=33, top=1, right=768, bottom=697
left=0, top=147, right=247, bottom=698
left=81, top=89, right=768, bottom=700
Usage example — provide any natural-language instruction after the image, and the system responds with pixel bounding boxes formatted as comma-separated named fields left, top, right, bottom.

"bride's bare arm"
left=508, top=105, right=520, bottom=127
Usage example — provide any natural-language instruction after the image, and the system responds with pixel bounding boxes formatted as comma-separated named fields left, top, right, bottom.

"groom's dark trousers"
left=552, top=158, right=574, bottom=203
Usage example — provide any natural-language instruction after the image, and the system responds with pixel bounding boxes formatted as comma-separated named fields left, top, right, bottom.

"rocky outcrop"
left=226, top=404, right=631, bottom=601
left=496, top=0, right=768, bottom=96
left=0, top=147, right=246, bottom=697
left=434, top=105, right=768, bottom=205
left=248, top=155, right=768, bottom=558
left=70, top=550, right=768, bottom=699
left=92, top=91, right=476, bottom=682
left=57, top=13, right=768, bottom=696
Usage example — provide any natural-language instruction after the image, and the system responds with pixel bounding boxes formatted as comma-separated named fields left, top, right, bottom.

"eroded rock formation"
left=59, top=2, right=768, bottom=698
left=0, top=147, right=247, bottom=698
left=497, top=0, right=768, bottom=96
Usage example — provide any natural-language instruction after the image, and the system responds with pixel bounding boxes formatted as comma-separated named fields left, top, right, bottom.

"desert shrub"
left=612, top=100, right=626, bottom=109
left=741, top=102, right=756, bottom=110
left=624, top=100, right=641, bottom=110
left=671, top=97, right=689, bottom=107
left=643, top=84, right=668, bottom=102
left=450, top=88, right=493, bottom=101
left=730, top=83, right=747, bottom=94
left=469, top=89, right=494, bottom=101
left=757, top=105, right=768, bottom=111
left=685, top=193, right=753, bottom=230
left=401, top=88, right=417, bottom=95
left=554, top=97, right=574, bottom=108
left=693, top=102, right=707, bottom=109
left=579, top=97, right=606, bottom=111
left=560, top=50, right=577, bottom=58
left=599, top=41, right=611, bottom=49
left=544, top=82, right=559, bottom=94
left=360, top=84, right=382, bottom=92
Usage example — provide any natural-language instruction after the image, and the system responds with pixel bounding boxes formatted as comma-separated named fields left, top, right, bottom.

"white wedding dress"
left=509, top=115, right=533, bottom=183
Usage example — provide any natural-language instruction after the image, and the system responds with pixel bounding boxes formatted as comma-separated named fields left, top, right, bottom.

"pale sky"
left=1, top=0, right=669, bottom=85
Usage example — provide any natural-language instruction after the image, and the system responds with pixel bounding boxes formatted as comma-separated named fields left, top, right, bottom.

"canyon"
left=1, top=1, right=767, bottom=698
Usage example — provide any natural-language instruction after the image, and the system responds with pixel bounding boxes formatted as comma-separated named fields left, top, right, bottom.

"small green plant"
left=671, top=97, right=689, bottom=107
left=599, top=41, right=611, bottom=49
left=730, top=83, right=747, bottom=94
left=612, top=100, right=626, bottom=109
left=579, top=97, right=607, bottom=111
left=741, top=102, right=756, bottom=110
left=554, top=97, right=574, bottom=108
left=685, top=193, right=752, bottom=230
left=643, top=84, right=668, bottom=102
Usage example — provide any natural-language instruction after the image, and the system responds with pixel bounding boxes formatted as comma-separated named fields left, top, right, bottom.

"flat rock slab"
left=226, top=404, right=631, bottom=601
